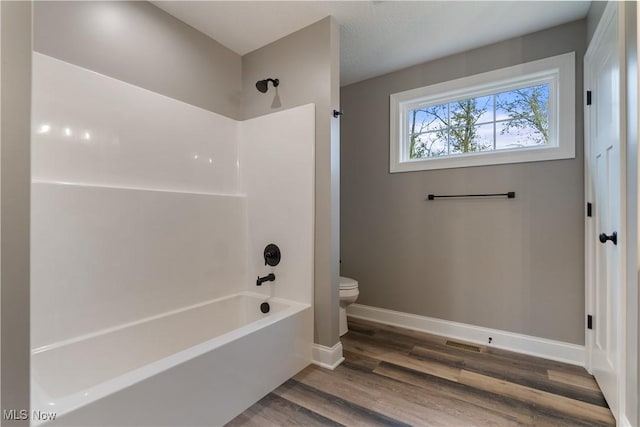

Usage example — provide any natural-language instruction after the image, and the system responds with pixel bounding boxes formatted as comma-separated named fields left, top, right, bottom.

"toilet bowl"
left=339, top=276, right=359, bottom=336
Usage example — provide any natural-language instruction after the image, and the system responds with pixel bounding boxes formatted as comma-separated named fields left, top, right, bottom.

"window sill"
left=390, top=143, right=575, bottom=173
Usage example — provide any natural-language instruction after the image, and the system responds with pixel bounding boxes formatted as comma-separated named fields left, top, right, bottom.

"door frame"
left=584, top=1, right=628, bottom=423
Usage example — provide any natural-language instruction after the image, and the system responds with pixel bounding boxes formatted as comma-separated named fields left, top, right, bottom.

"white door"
left=585, top=2, right=623, bottom=418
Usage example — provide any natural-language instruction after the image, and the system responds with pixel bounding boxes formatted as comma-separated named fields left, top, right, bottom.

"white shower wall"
left=32, top=53, right=240, bottom=194
left=31, top=184, right=248, bottom=348
left=31, top=53, right=315, bottom=349
left=241, top=104, right=315, bottom=305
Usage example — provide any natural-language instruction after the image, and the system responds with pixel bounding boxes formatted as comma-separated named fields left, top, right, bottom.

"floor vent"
left=445, top=340, right=482, bottom=352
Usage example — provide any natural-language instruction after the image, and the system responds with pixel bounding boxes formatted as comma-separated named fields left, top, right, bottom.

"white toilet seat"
left=339, top=276, right=358, bottom=290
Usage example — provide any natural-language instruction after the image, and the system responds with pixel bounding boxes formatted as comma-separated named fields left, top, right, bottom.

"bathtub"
left=31, top=292, right=313, bottom=426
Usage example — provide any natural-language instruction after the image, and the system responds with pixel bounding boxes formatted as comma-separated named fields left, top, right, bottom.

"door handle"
left=599, top=232, right=617, bottom=245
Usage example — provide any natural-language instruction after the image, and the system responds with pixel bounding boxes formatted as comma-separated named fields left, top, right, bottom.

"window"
left=390, top=52, right=575, bottom=172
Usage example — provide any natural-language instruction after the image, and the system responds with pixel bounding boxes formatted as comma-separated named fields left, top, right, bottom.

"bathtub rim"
left=31, top=291, right=311, bottom=422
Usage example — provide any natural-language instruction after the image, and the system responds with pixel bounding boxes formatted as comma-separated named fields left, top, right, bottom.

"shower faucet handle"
left=263, top=244, right=281, bottom=266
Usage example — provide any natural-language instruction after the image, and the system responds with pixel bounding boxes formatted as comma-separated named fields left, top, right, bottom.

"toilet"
left=339, top=276, right=359, bottom=336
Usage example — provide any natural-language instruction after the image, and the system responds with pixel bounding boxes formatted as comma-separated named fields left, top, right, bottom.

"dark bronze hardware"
left=427, top=192, right=515, bottom=200
left=599, top=232, right=617, bottom=245
left=256, top=273, right=275, bottom=286
left=264, top=244, right=281, bottom=266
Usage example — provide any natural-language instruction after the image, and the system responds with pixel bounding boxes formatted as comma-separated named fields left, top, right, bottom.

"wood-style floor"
left=227, top=317, right=615, bottom=426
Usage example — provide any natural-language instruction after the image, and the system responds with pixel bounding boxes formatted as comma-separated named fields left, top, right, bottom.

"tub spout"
left=256, top=273, right=275, bottom=286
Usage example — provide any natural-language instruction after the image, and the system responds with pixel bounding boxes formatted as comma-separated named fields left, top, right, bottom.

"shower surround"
left=31, top=53, right=315, bottom=425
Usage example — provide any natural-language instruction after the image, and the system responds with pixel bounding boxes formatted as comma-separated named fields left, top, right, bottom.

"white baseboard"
left=347, top=304, right=585, bottom=366
left=311, top=342, right=345, bottom=370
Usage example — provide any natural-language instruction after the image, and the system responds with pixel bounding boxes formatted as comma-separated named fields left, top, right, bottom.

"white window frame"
left=389, top=52, right=575, bottom=173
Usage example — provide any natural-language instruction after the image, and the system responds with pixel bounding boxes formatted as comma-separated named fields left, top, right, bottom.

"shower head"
left=256, top=80, right=268, bottom=93
left=256, top=78, right=279, bottom=93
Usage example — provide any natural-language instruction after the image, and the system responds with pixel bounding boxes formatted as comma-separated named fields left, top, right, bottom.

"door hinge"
left=587, top=202, right=592, bottom=217
left=586, top=91, right=592, bottom=106
left=587, top=314, right=593, bottom=330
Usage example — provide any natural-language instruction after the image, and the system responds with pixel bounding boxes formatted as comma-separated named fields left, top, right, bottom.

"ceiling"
left=152, top=1, right=591, bottom=86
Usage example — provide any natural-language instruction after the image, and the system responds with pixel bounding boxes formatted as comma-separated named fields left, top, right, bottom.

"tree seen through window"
left=409, top=84, right=550, bottom=159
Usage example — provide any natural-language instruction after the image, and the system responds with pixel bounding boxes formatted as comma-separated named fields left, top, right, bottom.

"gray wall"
left=242, top=17, right=341, bottom=347
left=34, top=1, right=242, bottom=119
left=1, top=1, right=32, bottom=424
left=341, top=20, right=586, bottom=345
